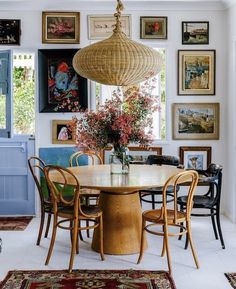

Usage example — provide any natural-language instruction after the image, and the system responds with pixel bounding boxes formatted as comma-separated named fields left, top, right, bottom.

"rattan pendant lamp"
left=72, top=0, right=163, bottom=86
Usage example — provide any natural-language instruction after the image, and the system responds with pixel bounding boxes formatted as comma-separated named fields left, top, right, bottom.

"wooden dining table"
left=51, top=164, right=183, bottom=255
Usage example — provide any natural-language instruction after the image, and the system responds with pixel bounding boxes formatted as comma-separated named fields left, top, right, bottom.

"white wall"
left=0, top=2, right=229, bottom=214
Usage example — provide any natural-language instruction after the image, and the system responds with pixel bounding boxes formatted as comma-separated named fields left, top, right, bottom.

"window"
left=94, top=48, right=166, bottom=140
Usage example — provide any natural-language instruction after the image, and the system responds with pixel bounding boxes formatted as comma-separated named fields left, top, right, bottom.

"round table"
left=52, top=164, right=183, bottom=255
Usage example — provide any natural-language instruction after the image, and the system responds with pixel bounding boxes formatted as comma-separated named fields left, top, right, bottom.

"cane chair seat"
left=143, top=209, right=186, bottom=225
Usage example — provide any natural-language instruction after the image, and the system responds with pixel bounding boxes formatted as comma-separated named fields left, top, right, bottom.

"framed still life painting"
left=140, top=16, right=167, bottom=39
left=178, top=50, right=215, bottom=95
left=38, top=49, right=88, bottom=113
left=42, top=12, right=80, bottom=44
left=179, top=146, right=211, bottom=170
left=172, top=103, right=220, bottom=140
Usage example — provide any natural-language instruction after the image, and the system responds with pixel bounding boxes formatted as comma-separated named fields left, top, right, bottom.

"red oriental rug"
left=0, top=269, right=177, bottom=289
left=0, top=216, right=33, bottom=231
left=225, top=273, right=236, bottom=289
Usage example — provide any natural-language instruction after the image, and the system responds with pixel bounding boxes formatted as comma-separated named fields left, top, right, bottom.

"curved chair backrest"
left=28, top=156, right=49, bottom=202
left=43, top=165, right=90, bottom=217
left=162, top=170, right=199, bottom=223
left=69, top=150, right=103, bottom=167
left=146, top=155, right=180, bottom=167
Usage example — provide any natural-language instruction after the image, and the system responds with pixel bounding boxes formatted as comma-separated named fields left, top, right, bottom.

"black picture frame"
left=38, top=49, right=88, bottom=113
left=182, top=21, right=209, bottom=45
left=0, top=19, right=21, bottom=45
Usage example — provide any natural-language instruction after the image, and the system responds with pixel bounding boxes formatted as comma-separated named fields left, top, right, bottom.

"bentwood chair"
left=137, top=170, right=199, bottom=275
left=140, top=155, right=183, bottom=209
left=69, top=150, right=103, bottom=237
left=28, top=156, right=53, bottom=246
left=44, top=165, right=104, bottom=272
left=178, top=164, right=225, bottom=249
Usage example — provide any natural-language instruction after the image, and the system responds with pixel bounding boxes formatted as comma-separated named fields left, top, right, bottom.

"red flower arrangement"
left=70, top=78, right=160, bottom=154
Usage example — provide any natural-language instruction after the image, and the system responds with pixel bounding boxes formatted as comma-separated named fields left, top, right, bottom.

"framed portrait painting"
left=38, top=49, right=88, bottom=113
left=88, top=15, right=131, bottom=39
left=173, top=103, right=220, bottom=140
left=178, top=50, right=215, bottom=95
left=102, top=146, right=162, bottom=164
left=0, top=19, right=21, bottom=45
left=179, top=146, right=211, bottom=170
left=140, top=16, right=167, bottom=39
left=52, top=120, right=75, bottom=144
left=42, top=12, right=80, bottom=44
left=182, top=21, right=209, bottom=45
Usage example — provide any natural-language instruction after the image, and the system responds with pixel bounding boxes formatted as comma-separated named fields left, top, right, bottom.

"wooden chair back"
left=69, top=150, right=103, bottom=167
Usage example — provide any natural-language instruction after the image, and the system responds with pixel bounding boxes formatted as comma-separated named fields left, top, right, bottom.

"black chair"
left=139, top=155, right=183, bottom=209
left=177, top=163, right=225, bottom=249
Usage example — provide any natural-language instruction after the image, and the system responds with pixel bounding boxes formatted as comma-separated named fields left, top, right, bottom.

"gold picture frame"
left=52, top=120, right=75, bottom=144
left=178, top=50, right=215, bottom=95
left=42, top=11, right=80, bottom=44
left=88, top=15, right=131, bottom=39
left=102, top=146, right=162, bottom=164
left=173, top=103, right=220, bottom=140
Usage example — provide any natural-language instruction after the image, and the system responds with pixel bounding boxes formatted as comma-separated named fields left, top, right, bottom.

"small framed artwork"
left=0, top=19, right=21, bottom=45
left=140, top=17, right=167, bottom=39
left=52, top=120, right=75, bottom=144
left=182, top=21, right=209, bottom=45
left=179, top=146, right=211, bottom=170
left=38, top=49, right=88, bottom=113
left=42, top=12, right=80, bottom=44
left=88, top=15, right=131, bottom=39
left=178, top=50, right=215, bottom=95
left=173, top=103, right=220, bottom=140
left=102, top=146, right=162, bottom=164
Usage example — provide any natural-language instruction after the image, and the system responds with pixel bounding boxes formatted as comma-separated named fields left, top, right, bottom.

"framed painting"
left=173, top=103, right=220, bottom=140
left=52, top=120, right=75, bottom=144
left=182, top=21, right=209, bottom=45
left=179, top=146, right=211, bottom=170
left=140, top=16, right=167, bottom=39
left=178, top=50, right=215, bottom=95
left=88, top=15, right=131, bottom=39
left=0, top=19, right=20, bottom=45
left=42, top=12, right=80, bottom=44
left=38, top=49, right=88, bottom=113
left=102, top=146, right=162, bottom=164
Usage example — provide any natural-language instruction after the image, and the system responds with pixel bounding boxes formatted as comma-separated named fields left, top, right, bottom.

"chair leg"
left=184, top=234, right=189, bottom=250
left=151, top=194, right=155, bottom=210
left=178, top=205, right=184, bottom=241
left=210, top=209, right=218, bottom=240
left=36, top=209, right=45, bottom=245
left=85, top=197, right=90, bottom=238
left=216, top=207, right=225, bottom=249
left=137, top=217, right=146, bottom=264
left=99, top=216, right=105, bottom=261
left=44, top=213, right=52, bottom=238
left=69, top=218, right=78, bottom=273
left=163, top=223, right=172, bottom=275
left=186, top=220, right=199, bottom=269
left=161, top=225, right=166, bottom=257
left=45, top=215, right=58, bottom=265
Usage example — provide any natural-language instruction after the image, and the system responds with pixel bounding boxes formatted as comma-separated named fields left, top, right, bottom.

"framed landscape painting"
left=42, top=12, right=80, bottom=44
left=0, top=19, right=20, bottom=45
left=173, top=103, right=220, bottom=140
left=88, top=15, right=131, bottom=39
left=102, top=146, right=162, bottom=164
left=38, top=49, right=88, bottom=113
left=52, top=120, right=75, bottom=144
left=182, top=21, right=209, bottom=45
left=179, top=146, right=211, bottom=170
left=140, top=16, right=167, bottom=39
left=178, top=50, right=215, bottom=95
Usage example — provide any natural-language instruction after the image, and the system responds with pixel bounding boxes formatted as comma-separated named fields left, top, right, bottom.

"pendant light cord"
left=113, top=0, right=124, bottom=33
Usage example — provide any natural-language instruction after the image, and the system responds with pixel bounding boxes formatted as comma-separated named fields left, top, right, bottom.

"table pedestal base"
left=92, top=191, right=147, bottom=255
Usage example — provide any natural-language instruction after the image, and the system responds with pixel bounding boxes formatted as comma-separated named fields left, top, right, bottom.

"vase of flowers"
left=70, top=78, right=160, bottom=174
left=109, top=145, right=129, bottom=174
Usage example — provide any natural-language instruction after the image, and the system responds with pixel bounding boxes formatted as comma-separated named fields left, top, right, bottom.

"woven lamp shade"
left=73, top=0, right=163, bottom=86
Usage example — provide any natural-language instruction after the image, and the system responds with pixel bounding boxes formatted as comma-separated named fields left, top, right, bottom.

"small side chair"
left=44, top=165, right=104, bottom=272
left=137, top=170, right=199, bottom=275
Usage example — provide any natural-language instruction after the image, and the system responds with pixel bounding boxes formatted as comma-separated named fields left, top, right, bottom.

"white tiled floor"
left=0, top=215, right=235, bottom=289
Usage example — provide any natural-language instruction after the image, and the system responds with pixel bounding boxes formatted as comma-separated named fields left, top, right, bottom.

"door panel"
left=0, top=137, right=35, bottom=215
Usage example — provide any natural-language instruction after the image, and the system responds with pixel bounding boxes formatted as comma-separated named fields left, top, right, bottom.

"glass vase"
left=109, top=146, right=129, bottom=174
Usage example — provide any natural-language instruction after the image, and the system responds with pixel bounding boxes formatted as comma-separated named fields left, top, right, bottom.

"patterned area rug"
left=225, top=273, right=236, bottom=289
left=0, top=269, right=177, bottom=289
left=0, top=217, right=33, bottom=231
